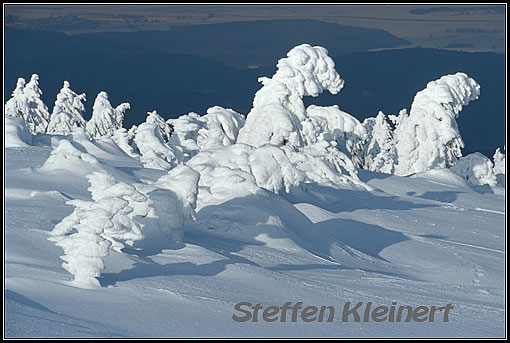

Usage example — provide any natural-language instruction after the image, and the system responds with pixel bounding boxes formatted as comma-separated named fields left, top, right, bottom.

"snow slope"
left=4, top=136, right=505, bottom=338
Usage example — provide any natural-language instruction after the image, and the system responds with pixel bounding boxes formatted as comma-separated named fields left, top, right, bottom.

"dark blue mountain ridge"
left=5, top=29, right=505, bottom=158
left=77, top=19, right=410, bottom=68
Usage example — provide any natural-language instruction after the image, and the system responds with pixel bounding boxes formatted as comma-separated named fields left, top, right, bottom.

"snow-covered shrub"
left=393, top=72, right=480, bottom=176
left=168, top=106, right=245, bottom=161
left=305, top=104, right=367, bottom=166
left=49, top=170, right=152, bottom=288
left=361, top=111, right=396, bottom=173
left=451, top=152, right=497, bottom=186
left=144, top=165, right=200, bottom=241
left=5, top=74, right=50, bottom=134
left=86, top=91, right=130, bottom=139
left=493, top=147, right=505, bottom=175
left=187, top=141, right=366, bottom=197
left=132, top=118, right=183, bottom=170
left=492, top=147, right=505, bottom=187
left=237, top=43, right=344, bottom=148
left=5, top=116, right=33, bottom=147
left=47, top=81, right=87, bottom=135
left=111, top=127, right=140, bottom=158
left=145, top=110, right=172, bottom=143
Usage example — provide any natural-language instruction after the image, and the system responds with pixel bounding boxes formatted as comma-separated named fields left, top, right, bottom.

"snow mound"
left=5, top=116, right=32, bottom=147
left=237, top=44, right=344, bottom=148
left=451, top=152, right=497, bottom=186
left=393, top=72, right=480, bottom=175
left=168, top=106, right=245, bottom=161
left=187, top=141, right=367, bottom=203
left=38, top=139, right=102, bottom=174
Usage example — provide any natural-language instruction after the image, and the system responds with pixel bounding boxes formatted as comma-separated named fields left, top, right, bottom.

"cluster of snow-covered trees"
left=5, top=44, right=505, bottom=287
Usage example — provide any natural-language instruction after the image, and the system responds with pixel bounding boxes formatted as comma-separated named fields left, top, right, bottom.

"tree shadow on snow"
left=101, top=186, right=437, bottom=286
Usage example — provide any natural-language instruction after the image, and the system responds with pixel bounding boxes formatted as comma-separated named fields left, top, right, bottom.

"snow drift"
left=5, top=116, right=33, bottom=148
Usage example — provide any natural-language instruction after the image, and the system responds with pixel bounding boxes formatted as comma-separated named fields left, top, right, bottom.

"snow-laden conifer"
left=47, top=81, right=87, bottom=135
left=86, top=91, right=130, bottom=139
left=393, top=72, right=480, bottom=175
left=5, top=74, right=50, bottom=134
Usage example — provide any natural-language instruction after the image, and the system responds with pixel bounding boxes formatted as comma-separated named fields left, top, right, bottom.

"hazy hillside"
left=78, top=19, right=410, bottom=68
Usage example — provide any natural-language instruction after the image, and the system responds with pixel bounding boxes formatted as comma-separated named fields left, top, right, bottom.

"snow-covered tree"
left=86, top=91, right=130, bottom=139
left=305, top=104, right=367, bottom=167
left=393, top=72, right=481, bottom=176
left=451, top=152, right=497, bottom=186
left=168, top=106, right=245, bottom=161
left=146, top=110, right=172, bottom=143
left=388, top=108, right=408, bottom=130
left=47, top=81, right=87, bottom=135
left=493, top=147, right=505, bottom=175
left=237, top=44, right=344, bottom=148
left=146, top=165, right=200, bottom=241
left=5, top=74, right=50, bottom=134
left=132, top=116, right=182, bottom=170
left=185, top=44, right=367, bottom=195
left=48, top=198, right=111, bottom=288
left=111, top=127, right=140, bottom=158
left=49, top=170, right=151, bottom=288
left=362, top=111, right=396, bottom=173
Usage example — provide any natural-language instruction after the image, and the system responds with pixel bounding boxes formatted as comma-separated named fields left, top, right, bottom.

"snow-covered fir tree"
left=146, top=110, right=172, bottom=143
left=86, top=91, right=130, bottom=139
left=392, top=72, right=480, bottom=176
left=5, top=74, right=50, bottom=134
left=47, top=81, right=87, bottom=135
left=362, top=111, right=396, bottom=173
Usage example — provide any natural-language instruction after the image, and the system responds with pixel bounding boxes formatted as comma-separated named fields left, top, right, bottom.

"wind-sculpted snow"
left=393, top=72, right=481, bottom=175
left=111, top=127, right=140, bottom=158
left=168, top=106, right=245, bottom=161
left=86, top=91, right=130, bottom=139
left=451, top=152, right=497, bottom=186
left=5, top=75, right=50, bottom=134
left=146, top=110, right=173, bottom=143
left=49, top=170, right=151, bottom=288
left=187, top=141, right=367, bottom=199
left=38, top=139, right=103, bottom=174
left=140, top=165, right=200, bottom=242
left=237, top=44, right=344, bottom=148
left=132, top=118, right=183, bottom=170
left=5, top=116, right=33, bottom=148
left=46, top=81, right=87, bottom=135
left=305, top=105, right=367, bottom=166
left=492, top=148, right=505, bottom=175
